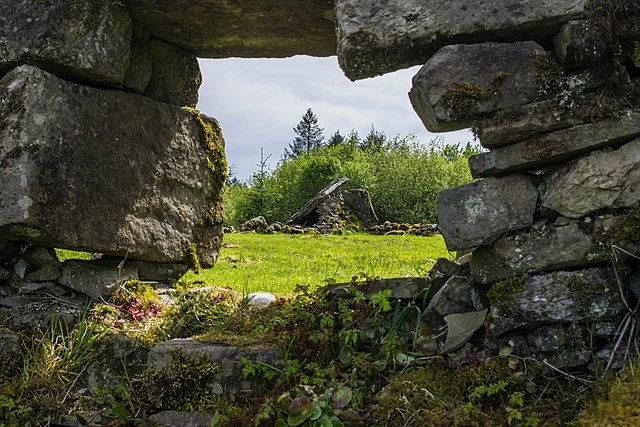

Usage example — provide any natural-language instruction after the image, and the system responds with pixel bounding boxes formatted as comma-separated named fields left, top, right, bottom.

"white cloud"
left=197, top=56, right=473, bottom=179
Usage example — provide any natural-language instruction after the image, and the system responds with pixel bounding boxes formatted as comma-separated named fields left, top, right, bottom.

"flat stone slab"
left=470, top=113, right=640, bottom=178
left=58, top=260, right=138, bottom=300
left=437, top=175, right=538, bottom=251
left=127, top=0, right=336, bottom=58
left=409, top=42, right=544, bottom=132
left=148, top=339, right=282, bottom=394
left=336, top=0, right=586, bottom=80
left=479, top=101, right=584, bottom=149
left=0, top=0, right=131, bottom=87
left=469, top=215, right=640, bottom=284
left=0, top=65, right=225, bottom=266
left=488, top=268, right=624, bottom=336
left=540, top=138, right=640, bottom=218
left=441, top=309, right=488, bottom=354
left=329, top=277, right=431, bottom=300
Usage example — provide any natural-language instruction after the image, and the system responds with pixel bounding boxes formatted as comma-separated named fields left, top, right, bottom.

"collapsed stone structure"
left=0, top=0, right=639, bottom=402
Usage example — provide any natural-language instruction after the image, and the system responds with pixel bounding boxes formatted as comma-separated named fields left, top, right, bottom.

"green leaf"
left=338, top=346, right=353, bottom=364
left=310, top=404, right=323, bottom=421
left=498, top=347, right=513, bottom=358
left=312, top=415, right=333, bottom=427
left=331, top=387, right=353, bottom=409
left=275, top=419, right=287, bottom=427
left=287, top=397, right=315, bottom=426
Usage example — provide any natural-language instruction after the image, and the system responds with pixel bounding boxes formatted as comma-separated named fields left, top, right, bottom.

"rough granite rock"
left=22, top=246, right=61, bottom=267
left=468, top=215, right=640, bottom=284
left=0, top=0, right=132, bottom=87
left=144, top=39, right=202, bottom=107
left=58, top=260, right=138, bottom=300
left=540, top=138, right=640, bottom=218
left=126, top=0, right=336, bottom=58
left=423, top=276, right=487, bottom=328
left=441, top=309, right=488, bottom=354
left=469, top=113, right=640, bottom=178
left=437, top=175, right=538, bottom=251
left=409, top=42, right=544, bottom=132
left=138, top=261, right=189, bottom=283
left=147, top=411, right=212, bottom=427
left=487, top=268, right=624, bottom=336
left=554, top=20, right=600, bottom=67
left=0, top=65, right=225, bottom=266
left=148, top=339, right=282, bottom=394
left=479, top=101, right=584, bottom=149
left=123, top=34, right=153, bottom=94
left=336, top=0, right=586, bottom=80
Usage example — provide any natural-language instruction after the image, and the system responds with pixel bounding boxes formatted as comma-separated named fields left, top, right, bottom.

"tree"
left=285, top=108, right=324, bottom=158
left=359, top=126, right=386, bottom=152
left=327, top=130, right=345, bottom=147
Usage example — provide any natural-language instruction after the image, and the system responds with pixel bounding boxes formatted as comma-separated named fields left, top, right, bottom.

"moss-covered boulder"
left=0, top=65, right=225, bottom=267
left=409, top=42, right=544, bottom=133
left=0, top=0, right=132, bottom=87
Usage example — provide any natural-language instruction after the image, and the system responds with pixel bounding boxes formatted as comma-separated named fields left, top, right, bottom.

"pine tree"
left=285, top=108, right=324, bottom=158
left=327, top=130, right=345, bottom=147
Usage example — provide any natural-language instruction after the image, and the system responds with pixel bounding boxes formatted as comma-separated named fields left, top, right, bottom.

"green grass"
left=184, top=232, right=450, bottom=295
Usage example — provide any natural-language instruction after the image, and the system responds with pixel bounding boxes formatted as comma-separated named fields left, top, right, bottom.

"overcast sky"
left=196, top=56, right=472, bottom=180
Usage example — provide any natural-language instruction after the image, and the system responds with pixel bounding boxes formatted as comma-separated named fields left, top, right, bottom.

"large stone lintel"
left=337, top=0, right=586, bottom=80
left=126, top=0, right=336, bottom=58
left=0, top=65, right=225, bottom=266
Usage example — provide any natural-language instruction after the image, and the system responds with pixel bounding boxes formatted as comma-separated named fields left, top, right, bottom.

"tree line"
left=225, top=108, right=478, bottom=226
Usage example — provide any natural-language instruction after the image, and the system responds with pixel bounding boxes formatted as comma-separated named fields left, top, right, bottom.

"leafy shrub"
left=225, top=135, right=476, bottom=226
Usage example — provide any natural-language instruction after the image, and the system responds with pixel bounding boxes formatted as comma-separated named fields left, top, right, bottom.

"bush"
left=225, top=135, right=477, bottom=226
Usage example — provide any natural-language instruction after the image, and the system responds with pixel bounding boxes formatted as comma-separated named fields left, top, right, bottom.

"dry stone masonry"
left=0, top=0, right=639, bottom=398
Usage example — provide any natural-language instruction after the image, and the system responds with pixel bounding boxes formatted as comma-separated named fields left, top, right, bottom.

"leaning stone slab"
left=144, top=39, right=202, bottom=108
left=437, top=175, right=538, bottom=251
left=0, top=0, right=131, bottom=87
left=58, top=260, right=138, bottom=300
left=469, top=113, right=640, bottom=178
left=487, top=268, right=624, bottom=336
left=540, top=138, right=640, bottom=218
left=441, top=309, right=488, bottom=354
left=0, top=65, right=226, bottom=266
left=148, top=339, right=282, bottom=394
left=336, top=0, right=586, bottom=80
left=127, top=0, right=336, bottom=58
left=423, top=276, right=487, bottom=329
left=409, top=42, right=544, bottom=132
left=286, top=178, right=349, bottom=226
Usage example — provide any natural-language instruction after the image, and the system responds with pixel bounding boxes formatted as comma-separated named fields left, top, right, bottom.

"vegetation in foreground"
left=184, top=232, right=449, bottom=295
left=2, top=276, right=636, bottom=427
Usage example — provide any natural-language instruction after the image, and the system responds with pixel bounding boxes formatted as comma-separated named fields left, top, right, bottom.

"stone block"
left=0, top=0, right=131, bottom=87
left=479, top=101, right=584, bottom=149
left=0, top=65, right=225, bottom=266
left=58, top=260, right=138, bottom=300
left=554, top=20, right=601, bottom=67
left=469, top=215, right=640, bottom=284
left=423, top=276, right=487, bottom=328
left=123, top=34, right=153, bottom=94
left=540, top=138, right=640, bottom=218
left=337, top=0, right=586, bottom=80
left=409, top=42, right=544, bottom=132
left=144, top=39, right=201, bottom=107
left=487, top=268, right=624, bottom=336
left=469, top=113, right=640, bottom=178
left=148, top=339, right=282, bottom=394
left=437, top=175, right=538, bottom=251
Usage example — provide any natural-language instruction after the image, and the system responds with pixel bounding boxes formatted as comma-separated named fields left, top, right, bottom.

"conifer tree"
left=284, top=108, right=324, bottom=158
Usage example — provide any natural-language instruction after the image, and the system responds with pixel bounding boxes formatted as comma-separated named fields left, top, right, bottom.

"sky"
left=196, top=56, right=473, bottom=180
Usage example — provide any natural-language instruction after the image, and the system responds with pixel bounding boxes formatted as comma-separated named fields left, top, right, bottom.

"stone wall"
left=1, top=0, right=639, bottom=365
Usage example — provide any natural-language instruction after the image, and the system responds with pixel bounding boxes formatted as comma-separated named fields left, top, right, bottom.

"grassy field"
left=57, top=233, right=450, bottom=295
left=184, top=232, right=450, bottom=295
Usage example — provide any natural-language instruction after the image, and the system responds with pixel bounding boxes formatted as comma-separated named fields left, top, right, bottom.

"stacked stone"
left=0, top=0, right=227, bottom=299
left=336, top=0, right=640, bottom=367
